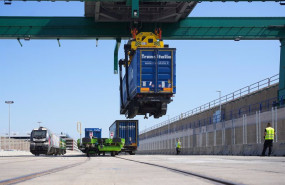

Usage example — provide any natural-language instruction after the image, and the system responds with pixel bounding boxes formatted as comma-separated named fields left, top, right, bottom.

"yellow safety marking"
left=163, top=88, right=173, bottom=92
left=141, top=88, right=150, bottom=92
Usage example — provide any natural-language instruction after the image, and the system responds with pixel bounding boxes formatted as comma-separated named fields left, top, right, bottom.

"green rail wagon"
left=78, top=137, right=125, bottom=157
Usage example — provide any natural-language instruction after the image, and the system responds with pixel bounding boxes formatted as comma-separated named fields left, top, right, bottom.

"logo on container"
left=141, top=54, right=171, bottom=59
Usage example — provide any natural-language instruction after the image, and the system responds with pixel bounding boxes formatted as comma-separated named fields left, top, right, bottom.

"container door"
left=140, top=50, right=173, bottom=93
left=140, top=50, right=156, bottom=93
left=125, top=122, right=131, bottom=146
left=130, top=122, right=137, bottom=145
left=119, top=122, right=125, bottom=140
left=124, top=121, right=136, bottom=146
left=157, top=50, right=173, bottom=93
left=128, top=122, right=133, bottom=145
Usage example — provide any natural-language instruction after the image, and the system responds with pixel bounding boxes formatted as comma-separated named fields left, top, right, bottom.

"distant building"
left=10, top=134, right=30, bottom=141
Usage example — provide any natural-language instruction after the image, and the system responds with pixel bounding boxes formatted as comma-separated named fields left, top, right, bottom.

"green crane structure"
left=0, top=0, right=285, bottom=99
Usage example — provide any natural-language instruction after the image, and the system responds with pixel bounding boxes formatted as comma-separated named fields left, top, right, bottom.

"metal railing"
left=140, top=74, right=279, bottom=134
left=139, top=107, right=280, bottom=153
left=140, top=96, right=284, bottom=140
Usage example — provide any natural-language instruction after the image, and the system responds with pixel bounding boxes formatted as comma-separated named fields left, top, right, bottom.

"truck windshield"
left=32, top=130, right=47, bottom=138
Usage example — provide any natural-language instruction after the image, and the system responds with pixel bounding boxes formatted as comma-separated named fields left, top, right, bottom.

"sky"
left=0, top=2, right=284, bottom=139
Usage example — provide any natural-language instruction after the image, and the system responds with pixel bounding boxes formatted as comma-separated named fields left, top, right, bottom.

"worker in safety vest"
left=176, top=139, right=181, bottom=155
left=261, top=123, right=275, bottom=156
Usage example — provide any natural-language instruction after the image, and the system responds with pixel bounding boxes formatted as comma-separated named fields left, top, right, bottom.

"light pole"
left=5, top=101, right=14, bottom=150
left=167, top=115, right=170, bottom=149
left=167, top=115, right=170, bottom=135
left=37, top=121, right=42, bottom=127
left=216, top=91, right=222, bottom=121
left=77, top=122, right=82, bottom=145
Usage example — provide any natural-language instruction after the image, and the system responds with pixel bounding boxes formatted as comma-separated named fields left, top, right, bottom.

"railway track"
left=116, top=156, right=240, bottom=185
left=0, top=157, right=90, bottom=185
left=0, top=156, right=51, bottom=165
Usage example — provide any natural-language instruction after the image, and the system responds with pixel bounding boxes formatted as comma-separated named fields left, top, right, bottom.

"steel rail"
left=116, top=156, right=240, bottom=185
left=0, top=157, right=90, bottom=185
left=0, top=156, right=51, bottom=165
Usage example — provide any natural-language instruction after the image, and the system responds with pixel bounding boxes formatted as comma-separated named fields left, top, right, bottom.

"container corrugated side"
left=85, top=128, right=102, bottom=138
left=109, top=120, right=139, bottom=147
left=122, top=48, right=176, bottom=106
left=137, top=48, right=176, bottom=94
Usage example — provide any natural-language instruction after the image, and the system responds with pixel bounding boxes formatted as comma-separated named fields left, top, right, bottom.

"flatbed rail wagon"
left=78, top=128, right=125, bottom=156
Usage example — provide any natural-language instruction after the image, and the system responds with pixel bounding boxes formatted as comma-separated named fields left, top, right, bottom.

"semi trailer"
left=119, top=32, right=176, bottom=118
left=109, top=120, right=139, bottom=155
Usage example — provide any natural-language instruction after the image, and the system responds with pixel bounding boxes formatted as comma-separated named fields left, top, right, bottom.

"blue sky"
left=0, top=2, right=284, bottom=138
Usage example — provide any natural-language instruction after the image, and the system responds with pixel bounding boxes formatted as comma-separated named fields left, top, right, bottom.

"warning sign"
left=89, top=131, right=93, bottom=138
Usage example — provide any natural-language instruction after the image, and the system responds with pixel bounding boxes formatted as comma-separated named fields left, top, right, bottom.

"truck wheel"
left=161, top=103, right=167, bottom=115
left=127, top=103, right=139, bottom=118
left=129, top=151, right=135, bottom=155
left=127, top=110, right=135, bottom=119
left=153, top=111, right=162, bottom=118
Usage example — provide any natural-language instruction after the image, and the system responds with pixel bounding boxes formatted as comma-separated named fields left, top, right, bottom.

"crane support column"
left=114, top=38, right=121, bottom=74
left=132, top=0, right=139, bottom=18
left=279, top=39, right=285, bottom=99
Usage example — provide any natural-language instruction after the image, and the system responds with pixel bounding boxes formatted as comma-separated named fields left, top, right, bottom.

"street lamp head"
left=5, top=101, right=14, bottom=104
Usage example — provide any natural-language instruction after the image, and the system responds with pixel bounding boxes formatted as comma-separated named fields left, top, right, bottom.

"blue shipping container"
left=109, top=120, right=139, bottom=151
left=84, top=128, right=102, bottom=138
left=121, top=48, right=176, bottom=118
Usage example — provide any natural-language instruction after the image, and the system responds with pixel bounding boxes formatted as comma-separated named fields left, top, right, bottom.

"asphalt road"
left=0, top=151, right=284, bottom=185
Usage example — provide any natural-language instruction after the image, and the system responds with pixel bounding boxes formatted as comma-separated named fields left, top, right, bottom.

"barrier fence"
left=0, top=137, right=30, bottom=151
left=140, top=95, right=283, bottom=140
left=139, top=106, right=284, bottom=155
left=140, top=74, right=280, bottom=135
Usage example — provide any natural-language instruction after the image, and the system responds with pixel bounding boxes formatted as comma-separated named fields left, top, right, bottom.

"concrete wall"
left=0, top=137, right=30, bottom=151
left=138, top=85, right=285, bottom=156
left=138, top=107, right=285, bottom=156
left=140, top=84, right=279, bottom=141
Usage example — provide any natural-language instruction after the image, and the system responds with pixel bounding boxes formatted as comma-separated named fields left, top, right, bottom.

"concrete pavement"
left=0, top=153, right=284, bottom=185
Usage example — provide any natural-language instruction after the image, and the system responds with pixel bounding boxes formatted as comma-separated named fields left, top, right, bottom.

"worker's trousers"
left=176, top=147, right=181, bottom=155
left=261, top=140, right=273, bottom=156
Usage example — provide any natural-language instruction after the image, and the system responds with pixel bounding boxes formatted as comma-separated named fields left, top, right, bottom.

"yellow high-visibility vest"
left=176, top=141, right=181, bottom=148
left=265, top=127, right=275, bottom=140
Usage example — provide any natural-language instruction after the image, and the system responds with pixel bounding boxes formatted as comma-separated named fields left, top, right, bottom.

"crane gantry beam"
left=1, top=16, right=285, bottom=97
left=0, top=17, right=284, bottom=40
left=4, top=0, right=283, bottom=22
